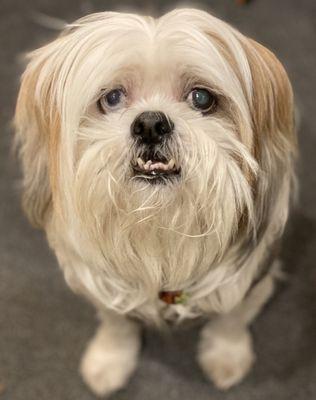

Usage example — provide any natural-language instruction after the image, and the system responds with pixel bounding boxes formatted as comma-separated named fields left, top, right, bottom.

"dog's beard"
left=70, top=110, right=257, bottom=297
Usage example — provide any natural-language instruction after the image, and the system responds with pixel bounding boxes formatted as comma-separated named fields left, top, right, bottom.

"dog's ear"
left=238, top=38, right=297, bottom=233
left=15, top=48, right=60, bottom=228
left=242, top=38, right=296, bottom=164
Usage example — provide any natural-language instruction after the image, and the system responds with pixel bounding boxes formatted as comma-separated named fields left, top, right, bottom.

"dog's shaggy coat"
left=15, top=8, right=296, bottom=395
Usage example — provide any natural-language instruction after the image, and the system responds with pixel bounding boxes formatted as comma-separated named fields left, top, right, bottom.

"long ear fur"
left=14, top=49, right=60, bottom=228
left=241, top=37, right=297, bottom=235
left=243, top=38, right=296, bottom=161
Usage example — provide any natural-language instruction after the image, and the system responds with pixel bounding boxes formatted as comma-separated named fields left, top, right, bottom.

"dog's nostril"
left=155, top=120, right=173, bottom=136
left=133, top=121, right=145, bottom=136
left=131, top=111, right=174, bottom=143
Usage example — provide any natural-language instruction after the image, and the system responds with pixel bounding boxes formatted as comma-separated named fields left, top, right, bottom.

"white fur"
left=198, top=320, right=255, bottom=390
left=80, top=313, right=140, bottom=396
left=15, top=8, right=296, bottom=395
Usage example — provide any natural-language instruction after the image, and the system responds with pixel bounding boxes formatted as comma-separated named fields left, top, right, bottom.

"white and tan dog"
left=15, top=8, right=296, bottom=396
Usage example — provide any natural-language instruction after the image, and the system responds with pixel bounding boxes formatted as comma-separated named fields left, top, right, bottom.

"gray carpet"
left=1, top=0, right=316, bottom=399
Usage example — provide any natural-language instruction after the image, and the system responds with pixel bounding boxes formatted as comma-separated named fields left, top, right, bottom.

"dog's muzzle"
left=130, top=111, right=180, bottom=182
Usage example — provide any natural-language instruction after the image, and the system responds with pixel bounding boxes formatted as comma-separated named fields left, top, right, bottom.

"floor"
left=1, top=0, right=316, bottom=399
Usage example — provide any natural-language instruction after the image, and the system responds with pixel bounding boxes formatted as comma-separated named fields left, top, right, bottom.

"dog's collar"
left=159, top=290, right=188, bottom=305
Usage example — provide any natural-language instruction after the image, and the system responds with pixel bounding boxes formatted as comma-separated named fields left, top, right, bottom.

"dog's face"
left=15, top=9, right=295, bottom=300
left=69, top=10, right=259, bottom=246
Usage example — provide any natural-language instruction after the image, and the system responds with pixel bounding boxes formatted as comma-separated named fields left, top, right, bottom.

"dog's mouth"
left=132, top=154, right=181, bottom=182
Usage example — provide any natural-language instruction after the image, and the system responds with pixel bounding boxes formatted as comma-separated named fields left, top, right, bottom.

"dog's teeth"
left=150, top=162, right=166, bottom=171
left=137, top=158, right=144, bottom=168
left=135, top=157, right=176, bottom=173
left=168, top=159, right=175, bottom=169
left=144, top=160, right=152, bottom=171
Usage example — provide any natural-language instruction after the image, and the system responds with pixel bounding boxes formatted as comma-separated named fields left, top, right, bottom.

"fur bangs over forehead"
left=15, top=8, right=296, bottom=320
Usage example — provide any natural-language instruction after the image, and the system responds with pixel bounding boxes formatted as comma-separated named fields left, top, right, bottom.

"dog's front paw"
left=80, top=323, right=140, bottom=397
left=197, top=322, right=255, bottom=390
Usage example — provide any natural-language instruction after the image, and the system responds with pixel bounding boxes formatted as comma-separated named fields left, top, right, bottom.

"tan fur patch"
left=15, top=59, right=60, bottom=227
left=242, top=38, right=296, bottom=161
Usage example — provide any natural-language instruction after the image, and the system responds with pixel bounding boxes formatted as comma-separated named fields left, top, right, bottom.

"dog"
left=15, top=8, right=297, bottom=396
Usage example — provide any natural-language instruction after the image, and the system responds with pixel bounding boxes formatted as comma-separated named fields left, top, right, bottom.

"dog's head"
left=15, top=9, right=296, bottom=288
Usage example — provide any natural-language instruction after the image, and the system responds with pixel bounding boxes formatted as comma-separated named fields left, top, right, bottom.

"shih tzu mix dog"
left=15, top=8, right=296, bottom=396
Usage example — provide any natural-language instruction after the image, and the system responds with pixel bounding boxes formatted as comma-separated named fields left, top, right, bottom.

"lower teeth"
left=136, top=158, right=176, bottom=172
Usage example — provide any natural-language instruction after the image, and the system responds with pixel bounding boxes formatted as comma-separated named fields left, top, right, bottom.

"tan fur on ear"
left=242, top=38, right=297, bottom=161
left=237, top=37, right=297, bottom=235
left=15, top=55, right=60, bottom=228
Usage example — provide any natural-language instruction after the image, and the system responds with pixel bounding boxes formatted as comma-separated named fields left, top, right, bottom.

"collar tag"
left=159, top=290, right=188, bottom=305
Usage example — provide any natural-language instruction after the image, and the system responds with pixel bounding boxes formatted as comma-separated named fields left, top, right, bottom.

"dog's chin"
left=131, top=152, right=181, bottom=184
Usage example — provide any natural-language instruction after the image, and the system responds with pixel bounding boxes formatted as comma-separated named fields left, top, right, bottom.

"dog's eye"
left=187, top=88, right=218, bottom=113
left=98, top=88, right=126, bottom=113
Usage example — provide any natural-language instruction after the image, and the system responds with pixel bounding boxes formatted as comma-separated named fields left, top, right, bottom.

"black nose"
left=131, top=111, right=174, bottom=144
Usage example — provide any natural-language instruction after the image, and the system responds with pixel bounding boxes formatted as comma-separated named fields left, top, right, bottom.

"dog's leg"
left=80, top=311, right=141, bottom=396
left=197, top=262, right=279, bottom=390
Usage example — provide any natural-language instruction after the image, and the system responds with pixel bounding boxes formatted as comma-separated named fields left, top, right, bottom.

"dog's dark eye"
left=98, top=88, right=126, bottom=113
left=187, top=88, right=218, bottom=113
